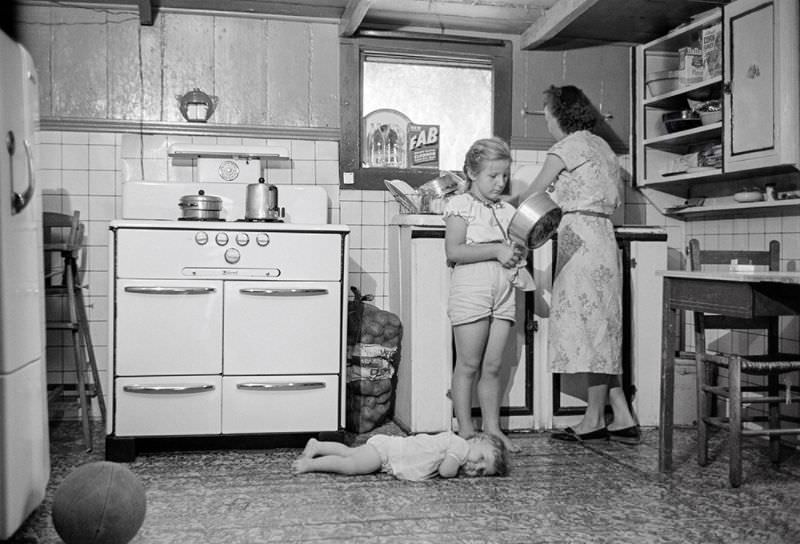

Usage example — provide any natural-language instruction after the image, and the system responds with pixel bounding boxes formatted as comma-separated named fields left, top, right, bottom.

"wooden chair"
left=43, top=211, right=106, bottom=451
left=688, top=238, right=800, bottom=486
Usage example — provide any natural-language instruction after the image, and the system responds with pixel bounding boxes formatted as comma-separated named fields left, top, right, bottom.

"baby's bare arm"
left=438, top=453, right=462, bottom=478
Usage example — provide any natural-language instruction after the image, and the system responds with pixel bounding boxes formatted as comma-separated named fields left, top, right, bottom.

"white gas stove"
left=106, top=155, right=350, bottom=460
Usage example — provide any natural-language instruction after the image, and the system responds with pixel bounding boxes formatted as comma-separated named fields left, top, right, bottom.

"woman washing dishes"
left=518, top=85, right=640, bottom=445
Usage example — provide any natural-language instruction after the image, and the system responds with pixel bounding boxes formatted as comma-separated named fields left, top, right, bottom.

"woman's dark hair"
left=543, top=85, right=597, bottom=134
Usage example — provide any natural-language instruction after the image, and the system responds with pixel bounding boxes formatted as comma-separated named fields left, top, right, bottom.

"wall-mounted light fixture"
left=177, top=88, right=218, bottom=123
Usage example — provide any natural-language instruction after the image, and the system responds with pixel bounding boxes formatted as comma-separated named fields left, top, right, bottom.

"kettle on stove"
left=245, top=177, right=282, bottom=221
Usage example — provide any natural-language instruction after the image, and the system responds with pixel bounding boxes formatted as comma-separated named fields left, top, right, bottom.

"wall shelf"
left=665, top=198, right=800, bottom=219
left=167, top=144, right=289, bottom=159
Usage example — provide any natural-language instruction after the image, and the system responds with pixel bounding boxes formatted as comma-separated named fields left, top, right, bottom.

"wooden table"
left=657, top=270, right=800, bottom=473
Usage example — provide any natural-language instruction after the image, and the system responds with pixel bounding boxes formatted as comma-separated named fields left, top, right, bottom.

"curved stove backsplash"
left=121, top=181, right=328, bottom=224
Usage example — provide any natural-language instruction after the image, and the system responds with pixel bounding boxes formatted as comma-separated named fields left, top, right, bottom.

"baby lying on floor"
left=292, top=431, right=508, bottom=482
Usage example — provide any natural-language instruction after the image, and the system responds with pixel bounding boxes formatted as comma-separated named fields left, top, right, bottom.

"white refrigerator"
left=0, top=29, right=49, bottom=539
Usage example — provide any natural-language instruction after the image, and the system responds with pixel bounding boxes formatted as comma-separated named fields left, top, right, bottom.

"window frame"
left=339, top=35, right=513, bottom=190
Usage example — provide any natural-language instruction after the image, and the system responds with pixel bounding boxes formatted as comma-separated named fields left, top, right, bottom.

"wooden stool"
left=43, top=211, right=106, bottom=451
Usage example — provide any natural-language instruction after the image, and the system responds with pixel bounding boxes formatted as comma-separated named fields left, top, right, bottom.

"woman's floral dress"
left=546, top=130, right=623, bottom=375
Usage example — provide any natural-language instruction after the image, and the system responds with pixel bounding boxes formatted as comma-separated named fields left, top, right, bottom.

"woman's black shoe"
left=550, top=426, right=609, bottom=442
left=608, top=425, right=641, bottom=445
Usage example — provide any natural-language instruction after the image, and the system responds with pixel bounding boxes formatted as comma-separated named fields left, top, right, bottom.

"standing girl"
left=444, top=137, right=533, bottom=454
left=518, top=85, right=639, bottom=444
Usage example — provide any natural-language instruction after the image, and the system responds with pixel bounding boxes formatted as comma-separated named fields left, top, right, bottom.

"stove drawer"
left=114, top=376, right=222, bottom=436
left=221, top=375, right=339, bottom=434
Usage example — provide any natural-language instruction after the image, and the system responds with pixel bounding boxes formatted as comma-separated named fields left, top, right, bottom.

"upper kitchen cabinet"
left=13, top=3, right=339, bottom=139
left=633, top=0, right=800, bottom=219
left=517, top=45, right=630, bottom=153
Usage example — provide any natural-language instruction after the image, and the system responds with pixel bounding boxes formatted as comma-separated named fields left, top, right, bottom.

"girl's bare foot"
left=292, top=458, right=312, bottom=474
left=300, top=438, right=319, bottom=458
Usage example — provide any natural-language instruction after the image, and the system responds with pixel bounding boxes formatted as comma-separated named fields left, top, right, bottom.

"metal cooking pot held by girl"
left=508, top=192, right=562, bottom=249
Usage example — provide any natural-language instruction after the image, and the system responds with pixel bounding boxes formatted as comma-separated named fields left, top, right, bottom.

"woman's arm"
left=517, top=153, right=566, bottom=203
left=445, top=215, right=518, bottom=267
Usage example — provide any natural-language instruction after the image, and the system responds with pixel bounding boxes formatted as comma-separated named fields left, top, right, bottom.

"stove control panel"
left=115, top=227, right=342, bottom=281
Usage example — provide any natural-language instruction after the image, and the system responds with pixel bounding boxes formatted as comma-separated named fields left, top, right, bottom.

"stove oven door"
left=115, top=279, right=223, bottom=376
left=223, top=280, right=342, bottom=375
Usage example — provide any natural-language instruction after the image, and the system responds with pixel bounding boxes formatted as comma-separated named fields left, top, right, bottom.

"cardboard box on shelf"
left=702, top=24, right=722, bottom=79
left=678, top=46, right=704, bottom=85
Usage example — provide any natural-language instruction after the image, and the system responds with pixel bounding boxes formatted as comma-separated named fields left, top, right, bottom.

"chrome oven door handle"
left=124, top=286, right=217, bottom=295
left=122, top=384, right=215, bottom=394
left=236, top=382, right=326, bottom=391
left=238, top=288, right=328, bottom=297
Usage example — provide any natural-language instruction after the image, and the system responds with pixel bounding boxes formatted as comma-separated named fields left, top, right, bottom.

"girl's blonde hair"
left=462, top=137, right=511, bottom=186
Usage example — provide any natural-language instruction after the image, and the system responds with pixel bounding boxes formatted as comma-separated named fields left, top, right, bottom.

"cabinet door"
left=518, top=46, right=630, bottom=153
left=518, top=49, right=565, bottom=149
left=564, top=45, right=631, bottom=153
left=725, top=0, right=800, bottom=171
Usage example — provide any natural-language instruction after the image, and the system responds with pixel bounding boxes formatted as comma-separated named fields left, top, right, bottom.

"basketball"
left=51, top=461, right=146, bottom=544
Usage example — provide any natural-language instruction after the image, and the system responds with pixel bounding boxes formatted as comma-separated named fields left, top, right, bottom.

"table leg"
left=659, top=277, right=676, bottom=472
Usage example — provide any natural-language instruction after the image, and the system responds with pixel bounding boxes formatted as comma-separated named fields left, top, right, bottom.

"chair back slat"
left=689, top=239, right=780, bottom=271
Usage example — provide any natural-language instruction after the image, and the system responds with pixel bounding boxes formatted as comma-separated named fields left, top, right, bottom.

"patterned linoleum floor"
left=4, top=417, right=800, bottom=544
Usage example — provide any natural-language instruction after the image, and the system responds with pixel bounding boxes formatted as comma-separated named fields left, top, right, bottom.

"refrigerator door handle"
left=9, top=136, right=35, bottom=215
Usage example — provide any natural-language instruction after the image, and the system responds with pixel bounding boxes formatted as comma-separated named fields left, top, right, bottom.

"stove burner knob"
left=256, top=233, right=270, bottom=247
left=224, top=248, right=241, bottom=264
left=215, top=232, right=229, bottom=246
left=194, top=231, right=209, bottom=245
left=236, top=233, right=250, bottom=246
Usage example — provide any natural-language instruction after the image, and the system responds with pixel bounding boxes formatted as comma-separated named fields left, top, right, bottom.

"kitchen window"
left=340, top=35, right=512, bottom=190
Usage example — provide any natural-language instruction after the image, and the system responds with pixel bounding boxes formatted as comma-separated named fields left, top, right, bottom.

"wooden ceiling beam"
left=339, top=0, right=373, bottom=36
left=138, top=0, right=154, bottom=25
left=520, top=0, right=598, bottom=50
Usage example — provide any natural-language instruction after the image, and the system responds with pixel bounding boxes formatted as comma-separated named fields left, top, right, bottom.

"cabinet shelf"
left=642, top=168, right=723, bottom=187
left=644, top=123, right=721, bottom=149
left=644, top=10, right=722, bottom=52
left=643, top=77, right=722, bottom=109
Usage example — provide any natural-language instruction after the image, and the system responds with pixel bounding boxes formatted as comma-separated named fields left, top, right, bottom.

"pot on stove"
left=245, top=177, right=281, bottom=221
left=178, top=190, right=223, bottom=220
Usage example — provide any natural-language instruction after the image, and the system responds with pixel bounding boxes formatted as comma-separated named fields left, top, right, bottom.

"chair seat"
left=704, top=352, right=800, bottom=374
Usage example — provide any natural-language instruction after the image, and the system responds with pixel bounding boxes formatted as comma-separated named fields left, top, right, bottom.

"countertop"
left=391, top=214, right=668, bottom=242
left=657, top=270, right=800, bottom=284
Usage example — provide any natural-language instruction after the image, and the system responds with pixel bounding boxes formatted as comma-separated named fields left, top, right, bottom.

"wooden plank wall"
left=14, top=3, right=339, bottom=129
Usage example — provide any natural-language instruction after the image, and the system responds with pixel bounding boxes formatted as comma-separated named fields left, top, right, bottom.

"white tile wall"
left=40, top=131, right=347, bottom=404
left=41, top=130, right=800, bottom=425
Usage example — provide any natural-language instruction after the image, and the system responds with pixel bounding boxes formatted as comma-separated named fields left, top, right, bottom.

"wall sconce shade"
left=177, top=88, right=218, bottom=123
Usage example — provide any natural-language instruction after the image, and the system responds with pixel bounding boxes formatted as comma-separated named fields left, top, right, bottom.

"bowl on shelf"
left=733, top=190, right=764, bottom=203
left=646, top=70, right=678, bottom=97
left=699, top=110, right=722, bottom=125
left=693, top=99, right=722, bottom=125
left=662, top=110, right=701, bottom=133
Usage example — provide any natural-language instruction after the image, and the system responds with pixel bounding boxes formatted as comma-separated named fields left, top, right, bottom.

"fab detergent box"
left=407, top=123, right=440, bottom=169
